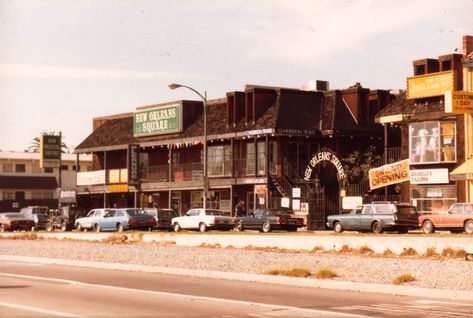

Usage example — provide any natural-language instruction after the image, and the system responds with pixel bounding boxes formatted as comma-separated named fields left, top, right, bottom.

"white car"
left=75, top=208, right=115, bottom=232
left=171, top=208, right=235, bottom=232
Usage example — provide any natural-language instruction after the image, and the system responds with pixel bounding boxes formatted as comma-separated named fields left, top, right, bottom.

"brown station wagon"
left=419, top=203, right=473, bottom=234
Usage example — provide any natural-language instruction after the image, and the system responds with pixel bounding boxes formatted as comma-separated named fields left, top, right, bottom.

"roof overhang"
left=450, top=159, right=473, bottom=180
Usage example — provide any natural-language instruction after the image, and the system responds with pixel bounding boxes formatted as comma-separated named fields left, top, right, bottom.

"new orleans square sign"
left=133, top=104, right=182, bottom=137
left=304, top=151, right=346, bottom=182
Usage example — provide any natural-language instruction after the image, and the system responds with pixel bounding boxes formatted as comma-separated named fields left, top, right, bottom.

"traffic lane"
left=2, top=261, right=473, bottom=318
left=0, top=273, right=364, bottom=318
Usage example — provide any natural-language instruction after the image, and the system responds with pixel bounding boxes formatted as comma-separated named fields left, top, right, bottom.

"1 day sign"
left=445, top=91, right=473, bottom=114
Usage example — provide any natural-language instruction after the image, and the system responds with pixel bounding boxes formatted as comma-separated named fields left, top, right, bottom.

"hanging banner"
left=128, top=144, right=140, bottom=186
left=369, top=159, right=410, bottom=190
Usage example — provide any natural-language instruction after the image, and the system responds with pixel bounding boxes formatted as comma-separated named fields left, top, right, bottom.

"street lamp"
left=168, top=83, right=208, bottom=209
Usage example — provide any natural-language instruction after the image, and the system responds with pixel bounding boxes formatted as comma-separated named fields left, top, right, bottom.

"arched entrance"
left=304, top=151, right=346, bottom=230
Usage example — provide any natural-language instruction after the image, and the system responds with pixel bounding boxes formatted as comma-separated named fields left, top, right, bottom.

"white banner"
left=77, top=170, right=106, bottom=186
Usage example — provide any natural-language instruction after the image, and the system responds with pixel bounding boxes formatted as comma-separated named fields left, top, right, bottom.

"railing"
left=384, top=147, right=403, bottom=164
left=141, top=164, right=169, bottom=182
left=171, top=162, right=203, bottom=182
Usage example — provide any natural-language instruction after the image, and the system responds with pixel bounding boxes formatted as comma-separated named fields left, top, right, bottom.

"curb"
left=3, top=255, right=473, bottom=301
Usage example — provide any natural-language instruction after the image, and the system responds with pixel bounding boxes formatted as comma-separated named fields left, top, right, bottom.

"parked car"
left=326, top=202, right=419, bottom=234
left=46, top=206, right=88, bottom=232
left=419, top=203, right=473, bottom=234
left=18, top=206, right=49, bottom=230
left=144, top=208, right=177, bottom=231
left=234, top=208, right=305, bottom=233
left=171, top=208, right=234, bottom=232
left=100, top=208, right=156, bottom=232
left=0, top=213, right=35, bottom=232
left=75, top=208, right=116, bottom=231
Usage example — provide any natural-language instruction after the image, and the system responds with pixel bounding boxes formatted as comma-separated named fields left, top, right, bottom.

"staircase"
left=271, top=174, right=292, bottom=197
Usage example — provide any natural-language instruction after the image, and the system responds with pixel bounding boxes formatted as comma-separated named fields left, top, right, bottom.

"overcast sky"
left=0, top=0, right=472, bottom=152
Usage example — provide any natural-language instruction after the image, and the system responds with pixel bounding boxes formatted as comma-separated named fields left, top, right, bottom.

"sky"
left=0, top=0, right=472, bottom=152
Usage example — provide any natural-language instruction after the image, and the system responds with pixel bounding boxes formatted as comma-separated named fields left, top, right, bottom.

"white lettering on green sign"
left=133, top=105, right=181, bottom=137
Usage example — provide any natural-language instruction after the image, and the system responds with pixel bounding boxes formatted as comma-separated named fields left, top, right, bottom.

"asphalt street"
left=1, top=261, right=473, bottom=317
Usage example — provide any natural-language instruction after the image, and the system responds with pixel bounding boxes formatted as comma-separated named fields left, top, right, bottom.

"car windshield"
left=206, top=210, right=225, bottom=216
left=124, top=209, right=148, bottom=216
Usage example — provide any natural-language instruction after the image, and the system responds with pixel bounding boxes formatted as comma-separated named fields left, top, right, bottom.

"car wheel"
left=76, top=223, right=83, bottom=231
left=45, top=222, right=54, bottom=232
left=117, top=223, right=124, bottom=232
left=372, top=221, right=383, bottom=234
left=464, top=220, right=473, bottom=234
left=173, top=223, right=181, bottom=232
left=333, top=221, right=343, bottom=233
left=235, top=221, right=244, bottom=232
left=421, top=220, right=435, bottom=234
left=94, top=224, right=101, bottom=232
left=199, top=223, right=207, bottom=232
left=0, top=224, right=5, bottom=232
left=60, top=222, right=68, bottom=232
left=262, top=221, right=272, bottom=233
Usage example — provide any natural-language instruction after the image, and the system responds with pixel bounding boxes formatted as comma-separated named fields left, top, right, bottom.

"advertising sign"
left=133, top=104, right=182, bottom=137
left=406, top=71, right=454, bottom=99
left=294, top=202, right=309, bottom=215
left=128, top=144, right=140, bottom=186
left=40, top=135, right=61, bottom=168
left=77, top=170, right=106, bottom=186
left=410, top=168, right=449, bottom=184
left=292, top=188, right=301, bottom=198
left=281, top=197, right=290, bottom=208
left=369, top=159, right=410, bottom=190
left=342, top=196, right=363, bottom=210
left=445, top=91, right=473, bottom=114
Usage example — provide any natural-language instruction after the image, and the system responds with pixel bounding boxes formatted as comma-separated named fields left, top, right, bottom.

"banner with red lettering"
left=369, top=159, right=410, bottom=190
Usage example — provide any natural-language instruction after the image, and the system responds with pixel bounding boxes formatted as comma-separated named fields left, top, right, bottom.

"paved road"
left=1, top=261, right=472, bottom=317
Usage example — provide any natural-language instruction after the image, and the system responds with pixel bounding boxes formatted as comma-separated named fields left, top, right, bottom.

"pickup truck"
left=18, top=206, right=50, bottom=231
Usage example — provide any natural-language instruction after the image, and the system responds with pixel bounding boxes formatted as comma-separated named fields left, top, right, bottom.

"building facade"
left=376, top=35, right=473, bottom=214
left=75, top=83, right=394, bottom=229
left=0, top=151, right=92, bottom=211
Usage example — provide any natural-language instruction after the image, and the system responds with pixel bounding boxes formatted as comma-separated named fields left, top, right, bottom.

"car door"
left=180, top=209, right=196, bottom=229
left=442, top=204, right=463, bottom=228
left=358, top=205, right=373, bottom=230
left=247, top=209, right=264, bottom=229
left=100, top=210, right=117, bottom=231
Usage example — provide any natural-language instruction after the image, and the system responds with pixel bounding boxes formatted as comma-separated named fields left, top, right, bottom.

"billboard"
left=40, top=135, right=61, bottom=168
left=406, top=71, right=454, bottom=99
left=133, top=104, right=182, bottom=137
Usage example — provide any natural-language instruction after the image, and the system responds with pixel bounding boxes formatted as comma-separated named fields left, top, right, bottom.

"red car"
left=0, top=213, right=35, bottom=232
left=419, top=203, right=473, bottom=234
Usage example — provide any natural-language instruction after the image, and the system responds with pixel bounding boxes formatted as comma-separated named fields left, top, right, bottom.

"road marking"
left=0, top=272, right=367, bottom=318
left=0, top=300, right=83, bottom=317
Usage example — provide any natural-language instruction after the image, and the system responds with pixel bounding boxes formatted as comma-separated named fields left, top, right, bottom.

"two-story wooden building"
left=75, top=82, right=393, bottom=229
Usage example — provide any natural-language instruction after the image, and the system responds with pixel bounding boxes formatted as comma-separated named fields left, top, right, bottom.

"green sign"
left=40, top=135, right=61, bottom=168
left=133, top=104, right=182, bottom=137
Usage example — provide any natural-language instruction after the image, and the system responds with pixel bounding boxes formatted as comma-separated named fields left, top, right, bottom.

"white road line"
left=0, top=301, right=83, bottom=317
left=0, top=272, right=368, bottom=318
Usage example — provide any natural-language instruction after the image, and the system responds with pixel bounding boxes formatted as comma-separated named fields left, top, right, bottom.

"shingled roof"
left=375, top=92, right=444, bottom=120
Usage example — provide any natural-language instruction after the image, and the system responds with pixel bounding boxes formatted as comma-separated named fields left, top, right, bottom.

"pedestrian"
left=234, top=200, right=246, bottom=217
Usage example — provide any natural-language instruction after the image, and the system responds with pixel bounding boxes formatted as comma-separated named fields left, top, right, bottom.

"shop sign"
left=292, top=188, right=301, bottom=198
left=410, top=168, right=449, bottom=184
left=40, top=135, right=61, bottom=168
left=108, top=169, right=128, bottom=184
left=407, top=71, right=454, bottom=99
left=108, top=184, right=129, bottom=193
left=304, top=151, right=346, bottom=181
left=77, top=170, right=106, bottom=186
left=369, top=159, right=410, bottom=190
left=133, top=104, right=182, bottom=137
left=292, top=199, right=300, bottom=210
left=281, top=197, right=290, bottom=208
left=243, top=128, right=274, bottom=136
left=342, top=196, right=363, bottom=210
left=277, top=128, right=316, bottom=135
left=59, top=190, right=76, bottom=203
left=128, top=144, right=140, bottom=186
left=445, top=91, right=473, bottom=114
left=254, top=185, right=267, bottom=194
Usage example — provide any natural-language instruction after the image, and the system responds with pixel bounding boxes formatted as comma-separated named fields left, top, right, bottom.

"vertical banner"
left=40, top=135, right=61, bottom=168
left=128, top=144, right=140, bottom=186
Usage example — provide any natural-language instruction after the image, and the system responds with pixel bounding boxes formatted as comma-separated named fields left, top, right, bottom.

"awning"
left=450, top=159, right=473, bottom=180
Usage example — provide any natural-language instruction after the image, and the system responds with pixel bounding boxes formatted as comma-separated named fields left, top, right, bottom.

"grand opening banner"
left=369, top=159, right=410, bottom=190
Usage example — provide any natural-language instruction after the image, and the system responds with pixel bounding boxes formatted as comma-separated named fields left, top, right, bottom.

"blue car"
left=75, top=208, right=156, bottom=232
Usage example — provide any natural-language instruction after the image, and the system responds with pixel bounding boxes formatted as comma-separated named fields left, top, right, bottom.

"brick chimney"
left=463, top=35, right=473, bottom=57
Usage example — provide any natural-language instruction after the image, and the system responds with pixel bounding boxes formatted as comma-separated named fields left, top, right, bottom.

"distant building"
left=0, top=151, right=92, bottom=211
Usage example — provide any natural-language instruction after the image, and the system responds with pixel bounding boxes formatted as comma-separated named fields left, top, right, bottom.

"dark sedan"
left=235, top=208, right=305, bottom=233
left=0, top=213, right=35, bottom=232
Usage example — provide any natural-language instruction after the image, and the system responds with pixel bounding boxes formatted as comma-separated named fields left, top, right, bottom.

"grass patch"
left=441, top=247, right=466, bottom=258
left=423, top=247, right=440, bottom=258
left=383, top=248, right=394, bottom=256
left=100, top=234, right=130, bottom=244
left=315, top=268, right=338, bottom=279
left=266, top=268, right=312, bottom=278
left=311, top=245, right=325, bottom=253
left=339, top=245, right=354, bottom=253
left=356, top=245, right=374, bottom=255
left=393, top=274, right=416, bottom=285
left=400, top=247, right=418, bottom=256
left=1, top=232, right=40, bottom=240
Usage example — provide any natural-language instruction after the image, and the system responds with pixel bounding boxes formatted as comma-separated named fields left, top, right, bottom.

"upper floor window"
left=15, top=164, right=26, bottom=173
left=208, top=144, right=231, bottom=177
left=2, top=163, right=13, bottom=173
left=409, top=121, right=456, bottom=164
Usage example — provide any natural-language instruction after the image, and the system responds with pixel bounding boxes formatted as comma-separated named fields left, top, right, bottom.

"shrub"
left=356, top=245, right=374, bottom=255
left=315, top=268, right=338, bottom=279
left=400, top=247, right=418, bottom=256
left=383, top=248, right=394, bottom=256
left=442, top=247, right=466, bottom=258
left=393, top=274, right=416, bottom=285
left=266, top=268, right=312, bottom=278
left=339, top=245, right=354, bottom=253
left=423, top=247, right=439, bottom=258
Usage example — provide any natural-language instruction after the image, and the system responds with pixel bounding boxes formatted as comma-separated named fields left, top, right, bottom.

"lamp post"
left=168, top=83, right=208, bottom=209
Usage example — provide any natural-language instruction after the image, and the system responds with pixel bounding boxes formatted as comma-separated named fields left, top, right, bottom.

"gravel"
left=1, top=239, right=473, bottom=291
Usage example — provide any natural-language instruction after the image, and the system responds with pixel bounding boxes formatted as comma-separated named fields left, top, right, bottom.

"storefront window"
left=409, top=121, right=456, bottom=164
left=410, top=185, right=457, bottom=214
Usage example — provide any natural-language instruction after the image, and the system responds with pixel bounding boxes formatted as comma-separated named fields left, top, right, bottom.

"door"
left=359, top=205, right=373, bottom=230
